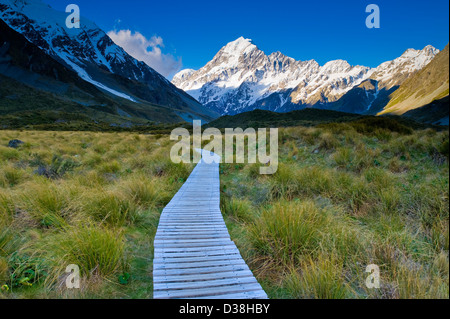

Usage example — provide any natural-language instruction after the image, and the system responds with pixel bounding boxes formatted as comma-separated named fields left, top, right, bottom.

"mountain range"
left=172, top=37, right=448, bottom=124
left=0, top=0, right=448, bottom=128
left=0, top=0, right=218, bottom=127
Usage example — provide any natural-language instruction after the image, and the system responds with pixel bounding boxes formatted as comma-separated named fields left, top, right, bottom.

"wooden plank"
left=155, top=234, right=230, bottom=240
left=154, top=249, right=240, bottom=259
left=154, top=254, right=242, bottom=265
left=158, top=218, right=224, bottom=223
left=153, top=264, right=251, bottom=276
left=155, top=235, right=230, bottom=240
left=157, top=221, right=226, bottom=225
left=154, top=238, right=233, bottom=244
left=154, top=276, right=258, bottom=291
left=154, top=244, right=233, bottom=249
left=153, top=258, right=246, bottom=270
left=155, top=228, right=229, bottom=233
left=155, top=231, right=228, bottom=236
left=153, top=270, right=254, bottom=283
left=153, top=283, right=265, bottom=299
left=155, top=228, right=228, bottom=234
left=154, top=244, right=238, bottom=253
left=197, top=290, right=268, bottom=299
left=155, top=237, right=231, bottom=242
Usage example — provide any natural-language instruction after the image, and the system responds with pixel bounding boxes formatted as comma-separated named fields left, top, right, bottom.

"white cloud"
left=107, top=29, right=182, bottom=78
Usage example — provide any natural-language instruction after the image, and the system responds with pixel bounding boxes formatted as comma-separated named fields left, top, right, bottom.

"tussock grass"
left=0, top=130, right=193, bottom=298
left=283, top=255, right=354, bottom=299
left=220, top=124, right=449, bottom=299
left=120, top=177, right=167, bottom=208
left=79, top=191, right=138, bottom=227
left=221, top=198, right=254, bottom=223
left=268, top=164, right=301, bottom=200
left=0, top=124, right=447, bottom=299
left=0, top=164, right=26, bottom=187
left=46, top=223, right=125, bottom=278
left=0, top=192, right=15, bottom=226
left=19, top=180, right=76, bottom=229
left=250, top=201, right=330, bottom=264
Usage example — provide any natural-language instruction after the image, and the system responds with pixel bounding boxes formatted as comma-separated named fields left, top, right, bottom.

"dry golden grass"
left=0, top=130, right=194, bottom=298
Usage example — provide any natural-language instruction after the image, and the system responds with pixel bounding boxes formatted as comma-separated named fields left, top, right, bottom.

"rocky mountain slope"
left=172, top=37, right=440, bottom=117
left=0, top=0, right=219, bottom=124
left=0, top=19, right=185, bottom=126
left=379, top=44, right=449, bottom=120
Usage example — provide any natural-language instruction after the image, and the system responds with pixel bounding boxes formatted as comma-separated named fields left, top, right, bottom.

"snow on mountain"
left=0, top=0, right=150, bottom=100
left=0, top=0, right=219, bottom=121
left=172, top=37, right=439, bottom=115
left=370, top=45, right=440, bottom=89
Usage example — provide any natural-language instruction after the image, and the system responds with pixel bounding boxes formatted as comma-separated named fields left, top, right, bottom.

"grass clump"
left=120, top=177, right=169, bottom=208
left=80, top=191, right=138, bottom=227
left=46, top=223, right=125, bottom=279
left=283, top=255, right=353, bottom=299
left=250, top=201, right=329, bottom=265
left=221, top=198, right=254, bottom=223
left=20, top=181, right=72, bottom=229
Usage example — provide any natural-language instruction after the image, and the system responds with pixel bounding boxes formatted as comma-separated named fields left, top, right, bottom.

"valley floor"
left=0, top=120, right=448, bottom=299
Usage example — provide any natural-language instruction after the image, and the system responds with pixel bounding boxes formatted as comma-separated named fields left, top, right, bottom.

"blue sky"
left=43, top=0, right=449, bottom=78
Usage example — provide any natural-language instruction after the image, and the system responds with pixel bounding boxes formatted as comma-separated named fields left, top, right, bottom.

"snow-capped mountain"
left=172, top=37, right=439, bottom=115
left=0, top=0, right=218, bottom=122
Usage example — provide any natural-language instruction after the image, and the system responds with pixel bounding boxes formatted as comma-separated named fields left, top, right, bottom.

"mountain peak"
left=322, top=59, right=351, bottom=72
left=400, top=45, right=438, bottom=59
left=221, top=37, right=257, bottom=55
left=421, top=44, right=439, bottom=56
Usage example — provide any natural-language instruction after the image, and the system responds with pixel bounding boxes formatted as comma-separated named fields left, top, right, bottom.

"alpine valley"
left=0, top=0, right=448, bottom=128
left=0, top=0, right=219, bottom=128
left=172, top=37, right=449, bottom=125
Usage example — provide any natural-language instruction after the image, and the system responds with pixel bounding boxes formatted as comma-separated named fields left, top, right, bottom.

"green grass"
left=219, top=122, right=449, bottom=299
left=0, top=120, right=448, bottom=299
left=0, top=130, right=194, bottom=298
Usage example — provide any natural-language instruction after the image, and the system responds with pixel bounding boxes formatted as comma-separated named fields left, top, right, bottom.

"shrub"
left=348, top=117, right=413, bottom=135
left=364, top=167, right=396, bottom=190
left=35, top=155, right=80, bottom=179
left=376, top=187, right=402, bottom=215
left=0, top=228, right=13, bottom=258
left=438, top=138, right=449, bottom=159
left=8, top=252, right=48, bottom=289
left=246, top=163, right=262, bottom=178
left=151, top=157, right=191, bottom=181
left=334, top=174, right=371, bottom=215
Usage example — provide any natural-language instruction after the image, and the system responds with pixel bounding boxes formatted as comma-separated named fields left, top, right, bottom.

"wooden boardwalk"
left=153, top=150, right=268, bottom=299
